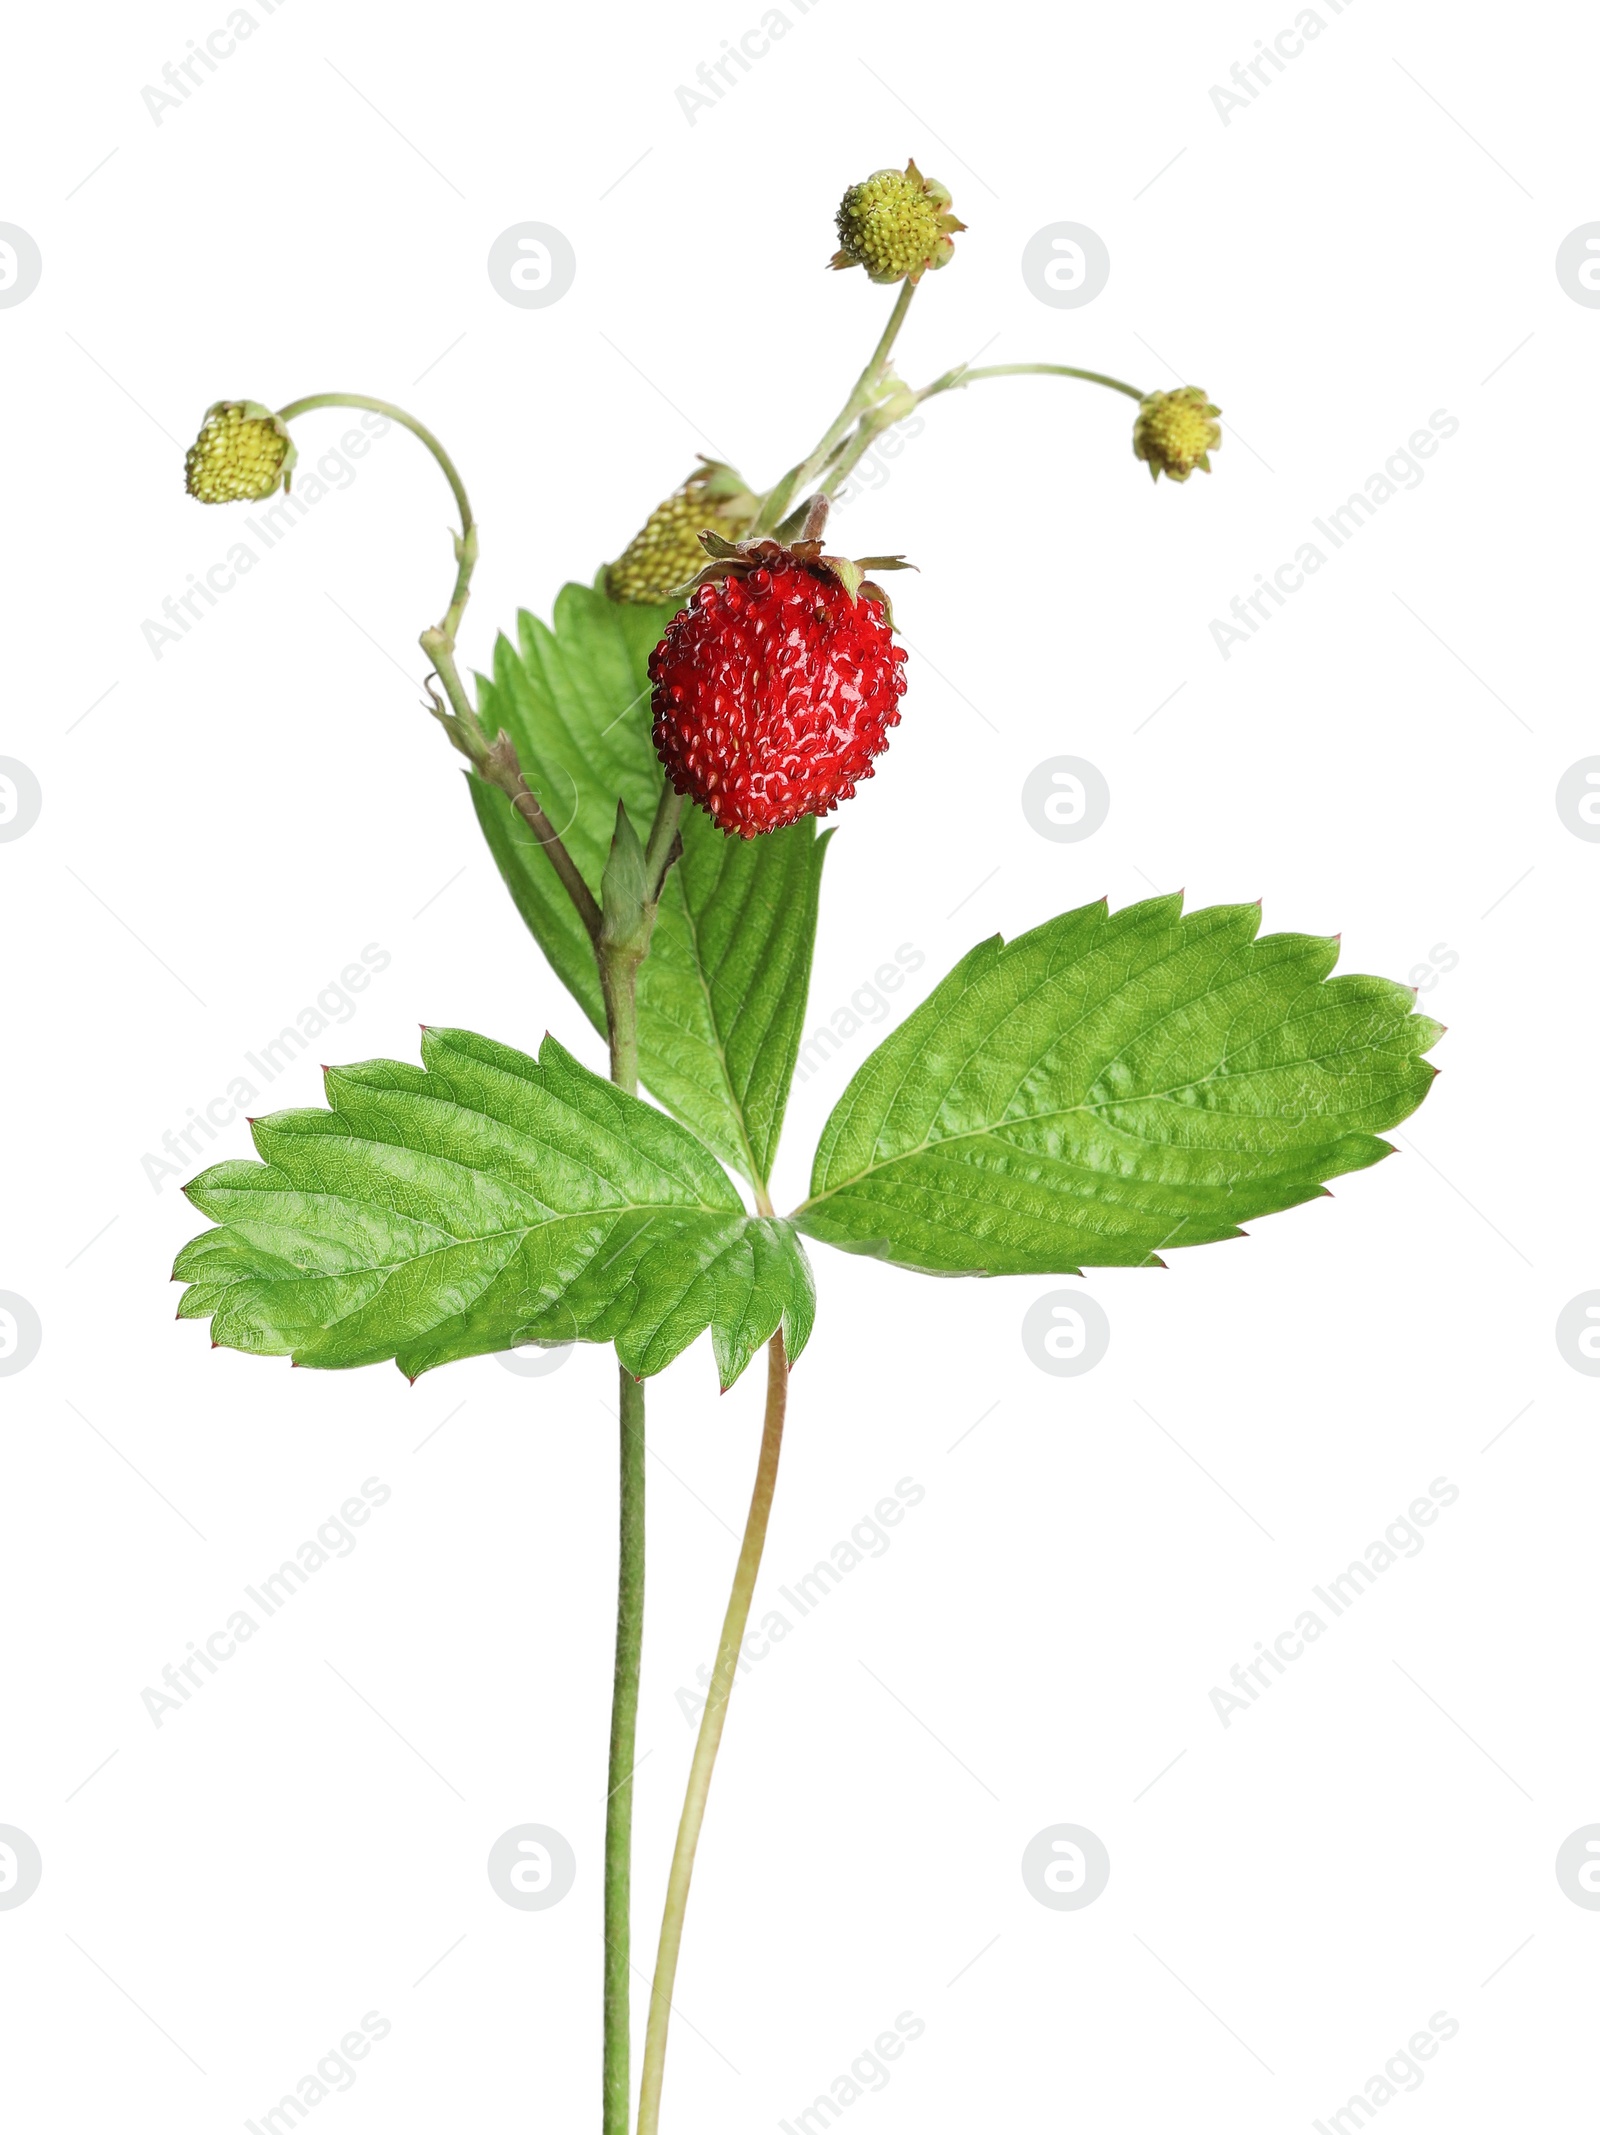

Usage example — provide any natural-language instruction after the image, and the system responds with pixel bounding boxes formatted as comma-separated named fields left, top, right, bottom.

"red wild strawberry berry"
left=649, top=552, right=909, bottom=838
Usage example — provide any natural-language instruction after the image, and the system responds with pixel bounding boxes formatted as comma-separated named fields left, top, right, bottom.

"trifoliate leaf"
left=793, top=896, right=1441, bottom=1275
left=468, top=581, right=827, bottom=1191
left=174, top=1027, right=815, bottom=1387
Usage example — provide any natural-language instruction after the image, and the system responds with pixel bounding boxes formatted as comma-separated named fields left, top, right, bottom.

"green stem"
left=636, top=1332, right=789, bottom=2135
left=273, top=389, right=641, bottom=2126
left=918, top=360, right=1145, bottom=404
left=604, top=1371, right=646, bottom=2135
left=600, top=949, right=642, bottom=1090
left=756, top=283, right=917, bottom=533
left=599, top=946, right=647, bottom=2135
left=773, top=358, right=1151, bottom=531
left=276, top=391, right=475, bottom=549
left=642, top=783, right=687, bottom=903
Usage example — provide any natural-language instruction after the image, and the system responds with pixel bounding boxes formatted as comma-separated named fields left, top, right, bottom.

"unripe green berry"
left=605, top=462, right=759, bottom=606
left=184, top=400, right=296, bottom=503
left=1132, top=386, right=1222, bottom=485
left=830, top=159, right=965, bottom=285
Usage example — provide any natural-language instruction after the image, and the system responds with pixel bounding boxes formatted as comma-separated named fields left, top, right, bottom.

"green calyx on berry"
left=1132, top=385, right=1223, bottom=484
left=830, top=159, right=965, bottom=285
left=184, top=400, right=297, bottom=503
left=604, top=459, right=760, bottom=605
left=688, top=531, right=913, bottom=628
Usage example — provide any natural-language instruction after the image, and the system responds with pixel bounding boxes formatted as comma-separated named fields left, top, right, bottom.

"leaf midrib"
left=232, top=1201, right=778, bottom=1345
left=795, top=1016, right=1396, bottom=1214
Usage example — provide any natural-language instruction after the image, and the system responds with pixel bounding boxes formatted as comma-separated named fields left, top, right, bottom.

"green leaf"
left=174, top=1027, right=815, bottom=1388
left=468, top=581, right=828, bottom=1189
left=793, top=895, right=1441, bottom=1276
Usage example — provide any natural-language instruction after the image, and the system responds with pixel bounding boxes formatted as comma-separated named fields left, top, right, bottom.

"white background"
left=2, top=2, right=1595, bottom=2129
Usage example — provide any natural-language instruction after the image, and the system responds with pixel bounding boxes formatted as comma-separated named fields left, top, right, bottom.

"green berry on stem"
left=830, top=159, right=965, bottom=284
left=1132, top=386, right=1223, bottom=484
left=183, top=400, right=296, bottom=502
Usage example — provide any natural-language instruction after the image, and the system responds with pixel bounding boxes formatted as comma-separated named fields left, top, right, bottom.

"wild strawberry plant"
left=174, top=160, right=1439, bottom=2135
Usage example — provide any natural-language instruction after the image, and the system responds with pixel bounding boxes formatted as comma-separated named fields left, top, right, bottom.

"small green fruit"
left=1132, top=386, right=1223, bottom=485
left=830, top=160, right=966, bottom=285
left=184, top=400, right=296, bottom=503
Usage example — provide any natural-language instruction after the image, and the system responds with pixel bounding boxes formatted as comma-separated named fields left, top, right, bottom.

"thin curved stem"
left=276, top=391, right=474, bottom=544
left=271, top=391, right=601, bottom=944
left=919, top=360, right=1145, bottom=404
left=636, top=1333, right=789, bottom=2135
left=779, top=358, right=1150, bottom=526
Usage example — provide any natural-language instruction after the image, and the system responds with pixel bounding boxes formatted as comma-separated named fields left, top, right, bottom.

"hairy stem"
left=637, top=1333, right=790, bottom=2135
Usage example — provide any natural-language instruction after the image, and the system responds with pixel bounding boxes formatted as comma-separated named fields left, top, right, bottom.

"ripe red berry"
left=649, top=553, right=909, bottom=838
